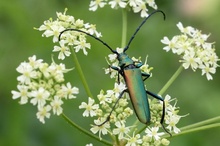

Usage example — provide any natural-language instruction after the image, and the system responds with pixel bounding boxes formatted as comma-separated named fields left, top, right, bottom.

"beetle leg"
left=134, top=61, right=151, bottom=81
left=97, top=89, right=128, bottom=126
left=110, top=65, right=120, bottom=71
left=134, top=62, right=151, bottom=81
left=142, top=72, right=151, bottom=81
left=146, top=90, right=172, bottom=137
left=110, top=65, right=123, bottom=75
left=110, top=66, right=123, bottom=83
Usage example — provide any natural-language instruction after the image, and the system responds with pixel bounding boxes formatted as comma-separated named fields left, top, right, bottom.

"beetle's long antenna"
left=59, top=29, right=118, bottom=54
left=124, top=10, right=166, bottom=52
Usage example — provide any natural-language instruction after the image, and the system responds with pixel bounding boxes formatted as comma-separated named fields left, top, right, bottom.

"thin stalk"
left=71, top=49, right=93, bottom=99
left=180, top=116, right=220, bottom=131
left=136, top=124, right=147, bottom=134
left=121, top=9, right=127, bottom=48
left=171, top=123, right=220, bottom=137
left=161, top=116, right=220, bottom=137
left=158, top=65, right=183, bottom=95
left=61, top=113, right=111, bottom=145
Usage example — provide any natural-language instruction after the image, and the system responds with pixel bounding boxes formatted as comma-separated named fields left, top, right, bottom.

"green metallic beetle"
left=59, top=10, right=171, bottom=135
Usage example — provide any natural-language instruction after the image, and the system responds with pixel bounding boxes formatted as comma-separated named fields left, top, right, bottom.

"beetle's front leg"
left=110, top=65, right=120, bottom=71
left=105, top=57, right=122, bottom=81
left=110, top=65, right=123, bottom=83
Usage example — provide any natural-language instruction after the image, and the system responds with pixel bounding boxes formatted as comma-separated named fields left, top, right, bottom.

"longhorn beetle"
left=59, top=10, right=171, bottom=136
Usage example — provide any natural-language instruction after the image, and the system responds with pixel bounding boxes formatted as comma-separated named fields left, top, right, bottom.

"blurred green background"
left=1, top=0, right=220, bottom=145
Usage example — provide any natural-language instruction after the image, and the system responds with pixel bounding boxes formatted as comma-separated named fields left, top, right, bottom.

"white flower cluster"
left=36, top=9, right=102, bottom=59
left=11, top=55, right=79, bottom=123
left=89, top=0, right=158, bottom=17
left=79, top=51, right=183, bottom=145
left=161, top=22, right=219, bottom=80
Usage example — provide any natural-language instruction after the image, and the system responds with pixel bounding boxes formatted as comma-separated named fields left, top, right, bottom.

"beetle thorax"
left=118, top=53, right=134, bottom=67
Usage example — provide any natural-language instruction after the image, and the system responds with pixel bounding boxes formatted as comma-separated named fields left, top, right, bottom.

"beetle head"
left=117, top=52, right=133, bottom=67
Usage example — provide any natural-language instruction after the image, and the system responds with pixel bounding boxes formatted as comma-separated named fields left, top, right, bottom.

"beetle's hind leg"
left=146, top=90, right=172, bottom=137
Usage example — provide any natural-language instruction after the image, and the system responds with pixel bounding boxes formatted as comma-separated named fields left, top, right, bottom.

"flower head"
left=30, top=87, right=50, bottom=108
left=36, top=105, right=51, bottom=124
left=89, top=0, right=158, bottom=18
left=79, top=97, right=99, bottom=117
left=133, top=1, right=149, bottom=17
left=61, top=82, right=79, bottom=99
left=109, top=0, right=127, bottom=9
left=112, top=121, right=131, bottom=140
left=50, top=96, right=64, bottom=115
left=12, top=55, right=79, bottom=123
left=12, top=85, right=30, bottom=104
left=161, top=22, right=219, bottom=80
left=90, top=118, right=110, bottom=139
left=125, top=132, right=142, bottom=146
left=145, top=127, right=164, bottom=141
left=53, top=40, right=71, bottom=60
left=89, top=0, right=107, bottom=11
left=35, top=9, right=101, bottom=58
left=16, top=62, right=37, bottom=84
left=165, top=115, right=181, bottom=134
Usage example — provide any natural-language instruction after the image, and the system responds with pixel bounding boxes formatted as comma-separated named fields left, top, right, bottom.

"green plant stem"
left=71, top=49, right=93, bottom=99
left=121, top=9, right=127, bottom=48
left=158, top=65, right=183, bottom=95
left=172, top=123, right=220, bottom=137
left=162, top=116, right=220, bottom=138
left=180, top=116, right=220, bottom=131
left=61, top=113, right=111, bottom=145
left=136, top=124, right=147, bottom=134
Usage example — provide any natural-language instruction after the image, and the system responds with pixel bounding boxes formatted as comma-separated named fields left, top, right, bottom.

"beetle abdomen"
left=124, top=68, right=150, bottom=124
